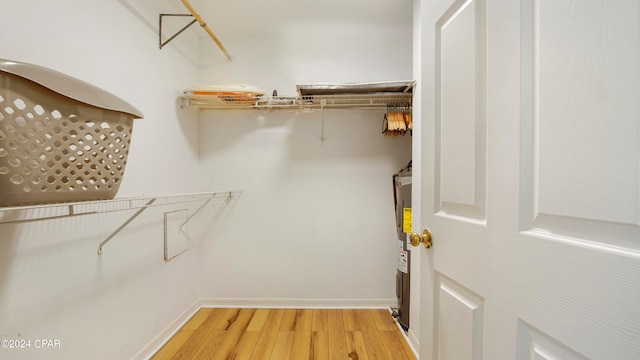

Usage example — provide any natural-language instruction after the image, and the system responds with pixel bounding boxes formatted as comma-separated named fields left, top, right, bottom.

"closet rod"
left=180, top=0, right=233, bottom=61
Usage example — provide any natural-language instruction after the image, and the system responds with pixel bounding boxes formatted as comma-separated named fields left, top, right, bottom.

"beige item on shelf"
left=183, top=84, right=265, bottom=106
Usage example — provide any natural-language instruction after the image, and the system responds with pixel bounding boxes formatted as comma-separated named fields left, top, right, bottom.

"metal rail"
left=0, top=190, right=243, bottom=255
left=181, top=93, right=413, bottom=111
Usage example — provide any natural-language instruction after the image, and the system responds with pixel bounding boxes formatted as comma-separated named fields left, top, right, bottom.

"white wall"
left=196, top=111, right=412, bottom=304
left=0, top=1, right=203, bottom=359
left=194, top=14, right=413, bottom=305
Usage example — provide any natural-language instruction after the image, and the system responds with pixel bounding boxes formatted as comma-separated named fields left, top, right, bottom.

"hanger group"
left=383, top=111, right=412, bottom=136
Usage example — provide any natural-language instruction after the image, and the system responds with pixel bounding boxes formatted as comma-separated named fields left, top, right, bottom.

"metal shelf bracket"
left=0, top=190, right=243, bottom=256
left=159, top=14, right=197, bottom=49
left=96, top=191, right=241, bottom=255
left=97, top=198, right=157, bottom=255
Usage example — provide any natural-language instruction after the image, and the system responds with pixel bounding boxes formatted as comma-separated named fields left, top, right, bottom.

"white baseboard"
left=131, top=300, right=200, bottom=360
left=406, top=328, right=420, bottom=359
left=385, top=308, right=420, bottom=359
left=199, top=297, right=398, bottom=309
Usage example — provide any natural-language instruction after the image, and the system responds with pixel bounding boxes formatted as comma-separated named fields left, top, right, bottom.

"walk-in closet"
left=0, top=1, right=416, bottom=359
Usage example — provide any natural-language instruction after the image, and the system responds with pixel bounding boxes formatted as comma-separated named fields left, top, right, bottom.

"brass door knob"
left=410, top=229, right=433, bottom=248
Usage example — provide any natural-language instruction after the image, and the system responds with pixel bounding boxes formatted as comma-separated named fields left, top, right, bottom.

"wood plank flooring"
left=151, top=308, right=416, bottom=360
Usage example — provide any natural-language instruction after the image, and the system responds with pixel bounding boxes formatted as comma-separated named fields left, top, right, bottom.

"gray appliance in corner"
left=392, top=162, right=412, bottom=330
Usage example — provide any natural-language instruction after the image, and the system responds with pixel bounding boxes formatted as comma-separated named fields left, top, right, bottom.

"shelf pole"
left=180, top=0, right=233, bottom=61
left=320, top=100, right=326, bottom=142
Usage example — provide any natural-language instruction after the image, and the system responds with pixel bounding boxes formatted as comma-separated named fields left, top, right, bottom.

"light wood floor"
left=151, top=308, right=417, bottom=360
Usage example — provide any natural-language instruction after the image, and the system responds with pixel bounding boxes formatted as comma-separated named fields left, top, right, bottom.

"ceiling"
left=186, top=0, right=414, bottom=37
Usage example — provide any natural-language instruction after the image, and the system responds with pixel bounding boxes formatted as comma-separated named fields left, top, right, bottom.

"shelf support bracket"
left=159, top=14, right=197, bottom=49
left=98, top=198, right=157, bottom=255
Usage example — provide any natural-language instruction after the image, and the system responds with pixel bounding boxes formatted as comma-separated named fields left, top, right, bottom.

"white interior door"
left=415, top=0, right=640, bottom=359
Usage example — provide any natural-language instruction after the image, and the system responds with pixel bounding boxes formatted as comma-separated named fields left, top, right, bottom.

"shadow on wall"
left=287, top=108, right=411, bottom=164
left=175, top=97, right=201, bottom=159
left=196, top=108, right=411, bottom=190
left=197, top=109, right=411, bottom=159
left=0, top=210, right=162, bottom=331
left=197, top=110, right=297, bottom=155
left=190, top=193, right=243, bottom=294
left=190, top=193, right=243, bottom=247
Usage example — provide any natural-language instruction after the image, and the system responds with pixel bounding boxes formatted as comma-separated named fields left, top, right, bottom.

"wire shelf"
left=181, top=92, right=413, bottom=111
left=0, top=190, right=243, bottom=255
left=0, top=190, right=243, bottom=225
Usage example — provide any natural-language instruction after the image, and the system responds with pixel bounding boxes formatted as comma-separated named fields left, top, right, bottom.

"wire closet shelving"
left=0, top=190, right=243, bottom=255
left=181, top=81, right=415, bottom=111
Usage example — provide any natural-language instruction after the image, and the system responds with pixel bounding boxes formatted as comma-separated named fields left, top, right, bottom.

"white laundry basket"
left=0, top=59, right=143, bottom=206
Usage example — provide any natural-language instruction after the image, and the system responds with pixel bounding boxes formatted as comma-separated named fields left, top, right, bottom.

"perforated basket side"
left=0, top=72, right=134, bottom=206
